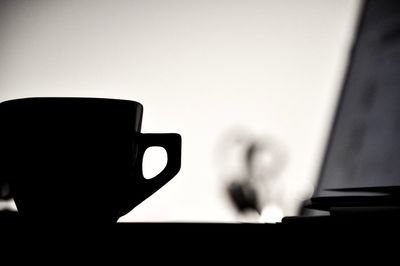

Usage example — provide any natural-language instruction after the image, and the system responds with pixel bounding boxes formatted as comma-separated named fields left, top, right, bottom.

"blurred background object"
left=215, top=128, right=288, bottom=222
left=0, top=0, right=362, bottom=222
left=0, top=179, right=17, bottom=215
left=0, top=182, right=11, bottom=200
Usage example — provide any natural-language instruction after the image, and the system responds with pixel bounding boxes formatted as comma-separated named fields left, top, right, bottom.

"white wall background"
left=0, top=0, right=361, bottom=222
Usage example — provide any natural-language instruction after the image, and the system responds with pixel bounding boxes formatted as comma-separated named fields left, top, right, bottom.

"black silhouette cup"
left=0, top=97, right=181, bottom=224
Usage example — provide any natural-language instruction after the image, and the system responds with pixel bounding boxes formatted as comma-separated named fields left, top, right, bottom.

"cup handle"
left=118, top=133, right=181, bottom=218
left=136, top=133, right=182, bottom=188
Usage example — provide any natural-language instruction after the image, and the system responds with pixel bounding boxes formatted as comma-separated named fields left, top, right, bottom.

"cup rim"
left=0, top=97, right=143, bottom=109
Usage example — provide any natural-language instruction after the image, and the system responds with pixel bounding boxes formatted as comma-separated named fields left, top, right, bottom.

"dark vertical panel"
left=315, top=0, right=400, bottom=196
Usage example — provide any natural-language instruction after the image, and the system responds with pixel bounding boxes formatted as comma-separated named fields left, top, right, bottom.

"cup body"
left=1, top=97, right=181, bottom=223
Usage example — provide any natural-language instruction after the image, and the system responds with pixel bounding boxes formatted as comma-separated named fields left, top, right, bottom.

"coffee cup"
left=0, top=97, right=181, bottom=224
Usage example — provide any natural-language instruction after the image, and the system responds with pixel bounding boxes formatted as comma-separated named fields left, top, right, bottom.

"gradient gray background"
left=0, top=0, right=360, bottom=222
